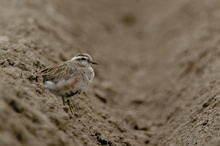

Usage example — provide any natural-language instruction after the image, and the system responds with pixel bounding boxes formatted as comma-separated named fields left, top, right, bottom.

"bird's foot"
left=62, top=96, right=66, bottom=105
left=67, top=99, right=73, bottom=115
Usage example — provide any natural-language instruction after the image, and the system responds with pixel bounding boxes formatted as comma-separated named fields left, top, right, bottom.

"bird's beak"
left=91, top=61, right=98, bottom=65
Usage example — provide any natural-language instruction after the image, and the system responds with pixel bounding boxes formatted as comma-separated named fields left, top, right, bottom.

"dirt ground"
left=1, top=0, right=220, bottom=146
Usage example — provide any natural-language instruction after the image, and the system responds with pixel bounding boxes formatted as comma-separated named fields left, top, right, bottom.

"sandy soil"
left=1, top=0, right=220, bottom=146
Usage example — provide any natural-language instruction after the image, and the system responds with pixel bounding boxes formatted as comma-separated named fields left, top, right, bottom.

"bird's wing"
left=40, top=61, right=79, bottom=83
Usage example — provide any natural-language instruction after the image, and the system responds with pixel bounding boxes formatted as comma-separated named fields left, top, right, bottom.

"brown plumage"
left=40, top=53, right=97, bottom=113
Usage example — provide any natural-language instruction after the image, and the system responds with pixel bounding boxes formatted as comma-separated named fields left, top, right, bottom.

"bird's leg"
left=62, top=96, right=66, bottom=105
left=67, top=99, right=73, bottom=114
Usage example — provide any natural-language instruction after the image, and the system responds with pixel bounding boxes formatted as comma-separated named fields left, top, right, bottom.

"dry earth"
left=1, top=0, right=220, bottom=146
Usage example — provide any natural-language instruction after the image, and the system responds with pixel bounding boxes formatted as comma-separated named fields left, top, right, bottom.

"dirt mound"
left=0, top=0, right=220, bottom=146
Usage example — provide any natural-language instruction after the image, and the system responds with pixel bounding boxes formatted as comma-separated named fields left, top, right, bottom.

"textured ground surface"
left=1, top=0, right=220, bottom=146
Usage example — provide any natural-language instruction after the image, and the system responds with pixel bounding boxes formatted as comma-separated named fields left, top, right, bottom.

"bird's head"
left=71, top=53, right=97, bottom=67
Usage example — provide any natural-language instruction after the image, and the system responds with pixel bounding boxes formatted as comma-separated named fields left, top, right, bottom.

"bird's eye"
left=81, top=58, right=86, bottom=61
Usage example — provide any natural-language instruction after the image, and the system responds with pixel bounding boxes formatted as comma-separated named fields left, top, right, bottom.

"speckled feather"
left=40, top=55, right=95, bottom=98
left=40, top=61, right=78, bottom=83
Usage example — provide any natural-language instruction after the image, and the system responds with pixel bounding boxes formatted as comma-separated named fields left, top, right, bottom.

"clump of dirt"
left=1, top=0, right=220, bottom=146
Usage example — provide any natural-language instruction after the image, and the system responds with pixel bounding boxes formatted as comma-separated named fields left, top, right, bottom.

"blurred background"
left=1, top=0, right=220, bottom=146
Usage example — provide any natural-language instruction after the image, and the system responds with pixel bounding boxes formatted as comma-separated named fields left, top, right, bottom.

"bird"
left=40, top=53, right=97, bottom=114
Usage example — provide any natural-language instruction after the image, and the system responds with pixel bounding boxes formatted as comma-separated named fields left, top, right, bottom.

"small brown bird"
left=40, top=53, right=97, bottom=113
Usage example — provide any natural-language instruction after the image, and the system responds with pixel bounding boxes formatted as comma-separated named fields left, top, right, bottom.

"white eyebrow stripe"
left=74, top=56, right=82, bottom=59
left=71, top=55, right=90, bottom=61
